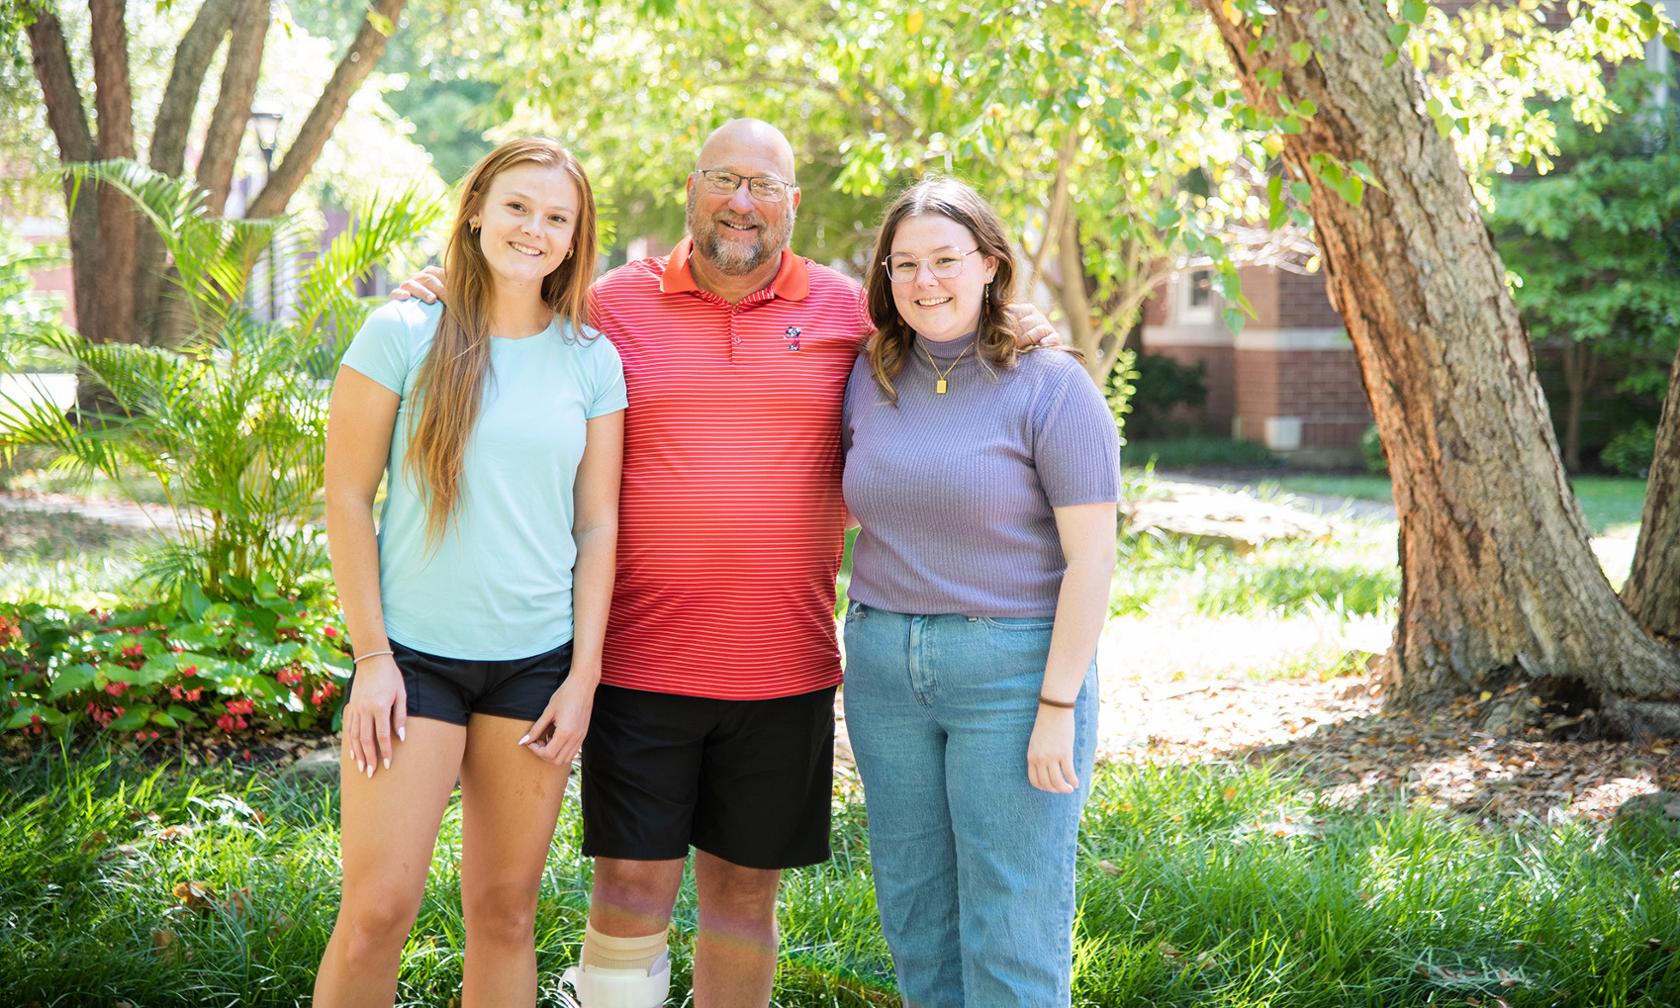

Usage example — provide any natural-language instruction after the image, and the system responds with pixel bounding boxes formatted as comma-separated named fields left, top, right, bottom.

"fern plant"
left=0, top=159, right=440, bottom=608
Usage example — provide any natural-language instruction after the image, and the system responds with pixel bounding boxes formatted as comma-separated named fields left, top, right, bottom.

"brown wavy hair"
left=863, top=177, right=1022, bottom=404
left=407, top=137, right=599, bottom=542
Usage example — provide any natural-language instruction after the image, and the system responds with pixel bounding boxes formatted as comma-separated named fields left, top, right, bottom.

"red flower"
left=184, top=688, right=202, bottom=703
left=276, top=667, right=304, bottom=686
left=181, top=665, right=197, bottom=677
left=323, top=627, right=339, bottom=639
left=225, top=698, right=255, bottom=716
left=105, top=682, right=129, bottom=697
left=120, top=644, right=144, bottom=659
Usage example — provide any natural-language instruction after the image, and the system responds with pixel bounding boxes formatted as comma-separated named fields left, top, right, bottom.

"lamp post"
left=248, top=108, right=283, bottom=320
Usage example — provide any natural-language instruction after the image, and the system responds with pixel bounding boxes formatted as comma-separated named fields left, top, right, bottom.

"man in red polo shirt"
left=397, top=119, right=1052, bottom=1008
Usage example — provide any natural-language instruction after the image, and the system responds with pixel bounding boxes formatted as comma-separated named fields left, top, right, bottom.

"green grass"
left=5, top=746, right=1677, bottom=1006
left=1262, top=475, right=1647, bottom=536
left=1112, top=519, right=1400, bottom=622
left=0, top=507, right=150, bottom=606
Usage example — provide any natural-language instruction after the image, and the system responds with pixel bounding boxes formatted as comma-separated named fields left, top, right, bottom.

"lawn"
left=4, top=746, right=1677, bottom=1007
left=4, top=472, right=1674, bottom=1007
left=1258, top=474, right=1647, bottom=537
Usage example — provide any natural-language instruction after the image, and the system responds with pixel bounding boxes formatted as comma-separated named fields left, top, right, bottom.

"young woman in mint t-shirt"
left=312, top=139, right=626, bottom=1007
left=840, top=177, right=1119, bottom=1008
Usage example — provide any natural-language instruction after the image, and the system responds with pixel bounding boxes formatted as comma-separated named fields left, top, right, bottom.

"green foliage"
left=1362, top=424, right=1389, bottom=475
left=1127, top=353, right=1210, bottom=441
left=1490, top=68, right=1680, bottom=454
left=0, top=160, right=440, bottom=603
left=1128, top=436, right=1280, bottom=471
left=0, top=586, right=350, bottom=740
left=1601, top=421, right=1657, bottom=477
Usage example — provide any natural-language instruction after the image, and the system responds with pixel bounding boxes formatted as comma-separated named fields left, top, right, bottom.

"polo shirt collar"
left=661, top=236, right=811, bottom=302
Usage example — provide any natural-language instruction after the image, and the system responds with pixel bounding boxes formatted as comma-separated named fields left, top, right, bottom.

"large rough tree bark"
left=1198, top=0, right=1680, bottom=736
left=1623, top=347, right=1680, bottom=642
left=24, top=0, right=409, bottom=346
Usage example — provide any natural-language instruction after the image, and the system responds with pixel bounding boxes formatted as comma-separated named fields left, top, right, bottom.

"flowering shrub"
left=0, top=586, right=350, bottom=741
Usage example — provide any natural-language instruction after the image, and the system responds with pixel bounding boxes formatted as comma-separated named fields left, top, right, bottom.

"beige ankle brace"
left=580, top=924, right=668, bottom=972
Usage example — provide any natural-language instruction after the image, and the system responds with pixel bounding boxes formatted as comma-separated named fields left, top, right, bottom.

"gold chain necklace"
left=919, top=342, right=973, bottom=395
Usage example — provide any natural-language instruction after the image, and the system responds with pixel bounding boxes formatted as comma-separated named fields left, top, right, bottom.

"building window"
left=1187, top=269, right=1213, bottom=308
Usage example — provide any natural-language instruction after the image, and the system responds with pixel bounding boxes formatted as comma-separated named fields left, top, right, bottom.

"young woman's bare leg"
left=457, top=713, right=573, bottom=1007
left=314, top=717, right=467, bottom=1007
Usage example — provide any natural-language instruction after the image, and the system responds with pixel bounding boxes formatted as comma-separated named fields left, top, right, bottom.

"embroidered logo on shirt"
left=785, top=326, right=802, bottom=351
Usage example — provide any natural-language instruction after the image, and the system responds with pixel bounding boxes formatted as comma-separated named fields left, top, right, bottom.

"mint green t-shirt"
left=339, top=299, right=627, bottom=660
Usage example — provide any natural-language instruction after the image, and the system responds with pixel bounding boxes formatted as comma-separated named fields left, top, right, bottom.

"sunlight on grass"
left=6, top=749, right=1676, bottom=1006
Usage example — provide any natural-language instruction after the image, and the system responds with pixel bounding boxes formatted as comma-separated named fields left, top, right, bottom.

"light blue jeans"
left=842, top=602, right=1098, bottom=1008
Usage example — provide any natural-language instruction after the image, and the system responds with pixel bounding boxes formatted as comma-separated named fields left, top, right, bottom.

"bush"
left=1125, top=353, right=1209, bottom=440
left=1361, top=424, right=1388, bottom=475
left=1600, top=422, right=1655, bottom=477
left=0, top=580, right=350, bottom=742
left=0, top=161, right=439, bottom=606
left=1127, top=436, right=1279, bottom=470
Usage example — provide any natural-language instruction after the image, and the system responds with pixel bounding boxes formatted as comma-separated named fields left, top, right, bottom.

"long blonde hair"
left=862, top=177, right=1022, bottom=404
left=407, top=138, right=599, bottom=542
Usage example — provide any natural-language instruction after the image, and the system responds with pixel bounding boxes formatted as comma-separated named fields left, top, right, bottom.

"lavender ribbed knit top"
left=841, top=333, right=1121, bottom=618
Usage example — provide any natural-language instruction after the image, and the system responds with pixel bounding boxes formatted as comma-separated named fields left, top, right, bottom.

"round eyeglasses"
left=694, top=169, right=794, bottom=204
left=882, top=247, right=981, bottom=284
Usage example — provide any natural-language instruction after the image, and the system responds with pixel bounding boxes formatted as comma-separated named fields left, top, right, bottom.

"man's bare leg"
left=691, top=851, right=781, bottom=1008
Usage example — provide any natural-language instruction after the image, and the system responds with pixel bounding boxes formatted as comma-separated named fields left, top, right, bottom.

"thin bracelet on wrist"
left=1038, top=694, right=1077, bottom=709
left=353, top=649, right=394, bottom=665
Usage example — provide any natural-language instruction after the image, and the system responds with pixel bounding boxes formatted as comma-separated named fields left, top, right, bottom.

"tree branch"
left=25, top=8, right=94, bottom=162
left=150, top=0, right=235, bottom=176
left=88, top=0, right=134, bottom=159
left=197, top=0, right=269, bottom=214
left=245, top=0, right=408, bottom=219
left=25, top=8, right=98, bottom=337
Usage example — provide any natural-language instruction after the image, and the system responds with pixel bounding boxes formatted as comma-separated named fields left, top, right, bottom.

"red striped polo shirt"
left=589, top=238, right=871, bottom=699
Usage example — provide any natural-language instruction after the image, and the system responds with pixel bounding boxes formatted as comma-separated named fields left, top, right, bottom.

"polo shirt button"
left=730, top=335, right=741, bottom=345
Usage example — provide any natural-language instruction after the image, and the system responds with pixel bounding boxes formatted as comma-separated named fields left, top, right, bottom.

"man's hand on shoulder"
left=390, top=265, right=447, bottom=304
left=1006, top=302, right=1062, bottom=348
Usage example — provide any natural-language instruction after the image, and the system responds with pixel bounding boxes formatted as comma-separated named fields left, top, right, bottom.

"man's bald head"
left=696, top=119, right=797, bottom=183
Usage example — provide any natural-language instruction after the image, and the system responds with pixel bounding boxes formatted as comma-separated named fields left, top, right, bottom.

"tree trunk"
left=196, top=0, right=269, bottom=216
left=245, top=0, right=408, bottom=219
left=26, top=10, right=101, bottom=342
left=1623, top=345, right=1680, bottom=642
left=88, top=0, right=140, bottom=346
left=1558, top=338, right=1594, bottom=473
left=1199, top=0, right=1680, bottom=735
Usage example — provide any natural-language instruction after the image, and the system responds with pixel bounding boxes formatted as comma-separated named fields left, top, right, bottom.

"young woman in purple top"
left=841, top=177, right=1120, bottom=1008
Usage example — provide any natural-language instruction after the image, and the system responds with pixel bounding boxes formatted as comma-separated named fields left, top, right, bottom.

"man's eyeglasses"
left=694, top=169, right=794, bottom=203
left=882, top=248, right=981, bottom=284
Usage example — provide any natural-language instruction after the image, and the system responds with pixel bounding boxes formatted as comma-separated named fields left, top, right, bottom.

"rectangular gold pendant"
left=935, top=379, right=948, bottom=394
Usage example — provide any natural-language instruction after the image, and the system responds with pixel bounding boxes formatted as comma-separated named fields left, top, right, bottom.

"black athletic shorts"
left=345, top=638, right=573, bottom=726
left=580, top=684, right=837, bottom=870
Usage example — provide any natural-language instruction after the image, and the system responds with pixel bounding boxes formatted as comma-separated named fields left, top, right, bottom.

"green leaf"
left=47, top=663, right=98, bottom=700
left=166, top=704, right=200, bottom=725
left=1290, top=180, right=1314, bottom=204
left=1388, top=22, right=1410, bottom=48
left=1289, top=40, right=1312, bottom=65
left=1402, top=0, right=1428, bottom=25
left=108, top=707, right=153, bottom=732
